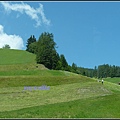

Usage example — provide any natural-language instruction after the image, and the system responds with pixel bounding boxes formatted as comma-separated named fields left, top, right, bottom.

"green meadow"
left=0, top=49, right=120, bottom=118
left=104, top=77, right=120, bottom=84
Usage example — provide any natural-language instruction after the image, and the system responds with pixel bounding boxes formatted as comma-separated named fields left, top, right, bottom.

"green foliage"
left=77, top=64, right=120, bottom=79
left=97, top=64, right=120, bottom=78
left=77, top=67, right=94, bottom=77
left=71, top=63, right=79, bottom=73
left=57, top=54, right=68, bottom=71
left=72, top=63, right=77, bottom=71
left=60, top=54, right=68, bottom=68
left=93, top=66, right=97, bottom=78
left=36, top=32, right=59, bottom=69
left=26, top=35, right=36, bottom=53
left=25, top=32, right=71, bottom=71
left=2, top=44, right=10, bottom=49
left=28, top=42, right=38, bottom=54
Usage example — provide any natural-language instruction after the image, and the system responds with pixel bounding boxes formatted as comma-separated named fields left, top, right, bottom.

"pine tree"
left=71, top=63, right=77, bottom=73
left=36, top=32, right=58, bottom=69
left=26, top=35, right=36, bottom=53
left=28, top=42, right=38, bottom=54
left=59, top=54, right=68, bottom=70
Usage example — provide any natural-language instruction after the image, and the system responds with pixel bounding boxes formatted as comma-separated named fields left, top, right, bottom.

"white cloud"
left=0, top=24, right=24, bottom=49
left=0, top=1, right=51, bottom=27
left=0, top=25, right=3, bottom=33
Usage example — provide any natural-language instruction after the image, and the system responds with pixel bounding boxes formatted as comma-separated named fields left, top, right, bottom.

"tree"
left=52, top=52, right=60, bottom=69
left=2, top=44, right=10, bottom=49
left=59, top=54, right=68, bottom=71
left=93, top=66, right=97, bottom=78
left=28, top=42, right=38, bottom=54
left=26, top=35, right=36, bottom=53
left=36, top=32, right=59, bottom=69
left=71, top=63, right=77, bottom=73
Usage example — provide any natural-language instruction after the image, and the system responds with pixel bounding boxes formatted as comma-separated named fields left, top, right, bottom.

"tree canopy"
left=25, top=32, right=120, bottom=79
left=26, top=35, right=36, bottom=53
left=2, top=44, right=10, bottom=49
left=36, top=32, right=59, bottom=69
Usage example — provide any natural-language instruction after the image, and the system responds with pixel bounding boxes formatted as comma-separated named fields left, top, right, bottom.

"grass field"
left=0, top=49, right=120, bottom=118
left=0, top=94, right=119, bottom=118
left=0, top=49, right=36, bottom=65
left=104, top=77, right=120, bottom=85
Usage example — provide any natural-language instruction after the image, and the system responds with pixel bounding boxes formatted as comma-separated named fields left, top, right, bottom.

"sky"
left=0, top=1, right=120, bottom=69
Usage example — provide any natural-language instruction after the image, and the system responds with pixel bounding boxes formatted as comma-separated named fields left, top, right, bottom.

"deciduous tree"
left=2, top=44, right=10, bottom=49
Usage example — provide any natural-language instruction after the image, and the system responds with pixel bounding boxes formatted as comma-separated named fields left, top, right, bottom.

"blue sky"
left=0, top=1, right=120, bottom=69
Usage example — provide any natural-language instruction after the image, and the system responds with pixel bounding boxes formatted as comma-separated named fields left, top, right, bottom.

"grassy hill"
left=0, top=49, right=36, bottom=65
left=0, top=49, right=120, bottom=118
left=0, top=49, right=47, bottom=71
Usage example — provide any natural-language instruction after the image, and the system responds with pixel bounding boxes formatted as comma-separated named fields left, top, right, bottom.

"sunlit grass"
left=0, top=81, right=112, bottom=112
left=0, top=49, right=120, bottom=118
left=104, top=77, right=120, bottom=85
left=0, top=93, right=119, bottom=118
left=0, top=49, right=36, bottom=65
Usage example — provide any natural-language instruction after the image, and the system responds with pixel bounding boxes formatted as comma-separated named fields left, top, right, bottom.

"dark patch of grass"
left=0, top=75, right=94, bottom=87
left=0, top=94, right=119, bottom=118
left=0, top=63, right=47, bottom=72
left=0, top=70, right=67, bottom=76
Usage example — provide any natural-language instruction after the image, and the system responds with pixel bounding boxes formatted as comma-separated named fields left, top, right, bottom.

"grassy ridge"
left=0, top=49, right=36, bottom=65
left=0, top=63, right=48, bottom=71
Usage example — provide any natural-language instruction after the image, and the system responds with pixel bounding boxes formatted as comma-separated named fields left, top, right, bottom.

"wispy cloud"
left=0, top=2, right=51, bottom=27
left=0, top=24, right=24, bottom=49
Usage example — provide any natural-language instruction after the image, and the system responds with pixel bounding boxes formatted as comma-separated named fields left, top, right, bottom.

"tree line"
left=77, top=64, right=120, bottom=78
left=26, top=32, right=71, bottom=71
left=26, top=32, right=120, bottom=78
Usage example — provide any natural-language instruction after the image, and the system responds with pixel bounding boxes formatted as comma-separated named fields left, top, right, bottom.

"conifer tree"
left=36, top=32, right=58, bottom=69
left=26, top=35, right=36, bottom=53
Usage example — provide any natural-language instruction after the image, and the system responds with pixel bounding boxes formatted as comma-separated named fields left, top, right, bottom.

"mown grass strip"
left=0, top=74, right=94, bottom=87
left=0, top=93, right=119, bottom=118
left=0, top=81, right=112, bottom=112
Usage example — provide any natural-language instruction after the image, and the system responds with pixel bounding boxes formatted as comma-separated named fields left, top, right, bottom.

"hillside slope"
left=0, top=49, right=120, bottom=118
left=0, top=49, right=36, bottom=65
left=0, top=49, right=48, bottom=70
